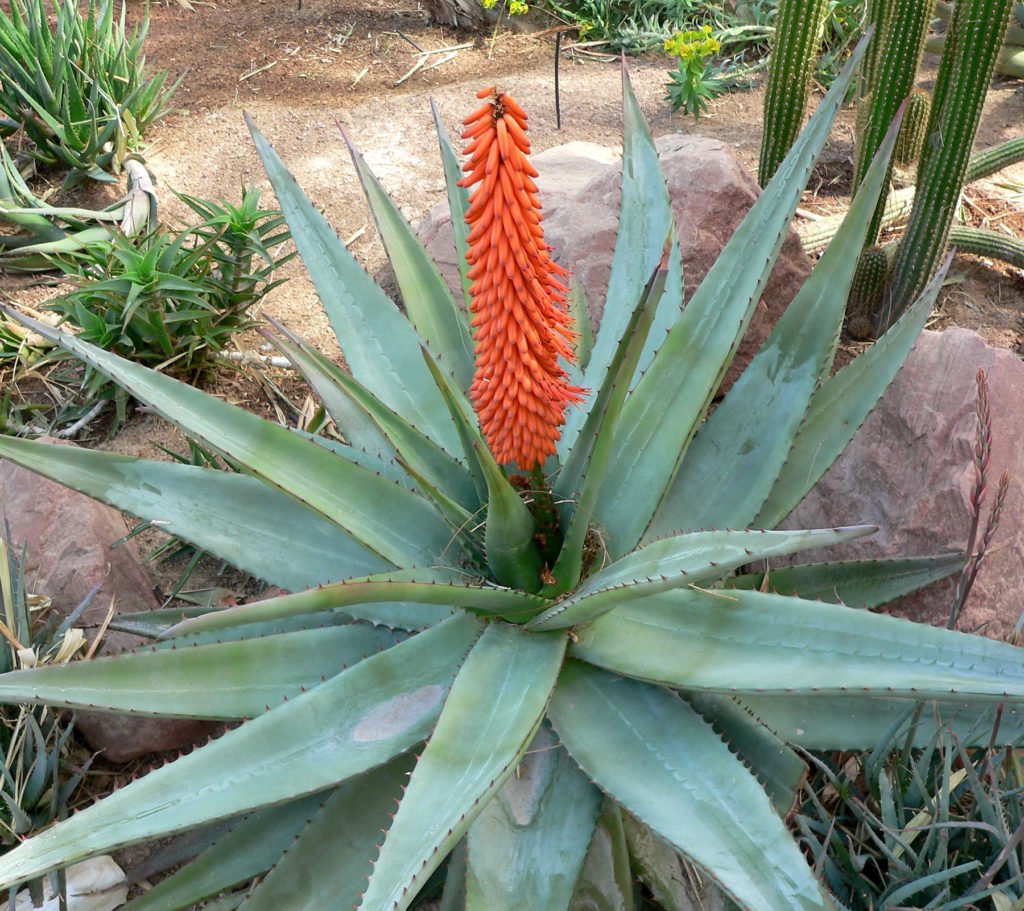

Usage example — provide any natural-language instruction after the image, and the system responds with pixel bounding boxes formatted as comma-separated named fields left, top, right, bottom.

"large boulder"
left=418, top=135, right=813, bottom=389
left=785, top=328, right=1024, bottom=638
left=0, top=447, right=213, bottom=762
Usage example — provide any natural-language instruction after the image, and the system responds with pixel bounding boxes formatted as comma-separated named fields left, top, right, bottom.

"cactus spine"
left=853, top=0, right=933, bottom=242
left=893, top=88, right=931, bottom=168
left=757, top=0, right=829, bottom=187
left=877, top=0, right=1015, bottom=333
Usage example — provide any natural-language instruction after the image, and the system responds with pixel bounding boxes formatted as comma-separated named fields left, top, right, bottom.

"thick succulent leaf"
left=725, top=694, right=1024, bottom=750
left=121, top=794, right=328, bottom=911
left=421, top=349, right=488, bottom=503
left=0, top=624, right=404, bottom=719
left=689, top=695, right=806, bottom=818
left=570, top=799, right=636, bottom=911
left=431, top=98, right=474, bottom=309
left=648, top=101, right=904, bottom=537
left=342, top=127, right=475, bottom=392
left=115, top=571, right=463, bottom=638
left=559, top=65, right=678, bottom=459
left=550, top=242, right=672, bottom=596
left=531, top=525, right=874, bottom=631
left=247, top=116, right=461, bottom=454
left=238, top=756, right=416, bottom=911
left=0, top=612, right=484, bottom=887
left=359, top=624, right=568, bottom=911
left=568, top=280, right=594, bottom=373
left=572, top=587, right=1024, bottom=701
left=439, top=840, right=468, bottom=911
left=0, top=435, right=389, bottom=589
left=549, top=663, right=834, bottom=911
left=477, top=443, right=543, bottom=592
left=756, top=258, right=948, bottom=526
left=259, top=320, right=395, bottom=461
left=465, top=725, right=602, bottom=911
left=726, top=553, right=964, bottom=608
left=593, top=41, right=869, bottom=558
left=3, top=311, right=457, bottom=568
left=167, top=575, right=548, bottom=638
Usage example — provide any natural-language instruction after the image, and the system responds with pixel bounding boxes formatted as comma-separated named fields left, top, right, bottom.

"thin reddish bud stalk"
left=459, top=86, right=585, bottom=470
left=950, top=370, right=1008, bottom=629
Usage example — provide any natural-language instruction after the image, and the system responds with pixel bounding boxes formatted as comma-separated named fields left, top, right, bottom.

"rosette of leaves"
left=0, top=45, right=1021, bottom=911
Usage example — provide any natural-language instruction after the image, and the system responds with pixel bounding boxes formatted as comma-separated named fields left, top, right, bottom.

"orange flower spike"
left=458, top=87, right=585, bottom=470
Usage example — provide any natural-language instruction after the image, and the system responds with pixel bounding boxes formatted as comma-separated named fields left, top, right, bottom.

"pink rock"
left=785, top=328, right=1024, bottom=638
left=418, top=135, right=812, bottom=391
left=0, top=444, right=214, bottom=761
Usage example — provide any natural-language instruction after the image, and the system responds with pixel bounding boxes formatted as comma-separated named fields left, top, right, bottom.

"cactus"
left=853, top=0, right=933, bottom=242
left=948, top=224, right=1024, bottom=270
left=846, top=245, right=893, bottom=340
left=893, top=87, right=931, bottom=167
left=878, top=0, right=1016, bottom=332
left=757, top=0, right=830, bottom=186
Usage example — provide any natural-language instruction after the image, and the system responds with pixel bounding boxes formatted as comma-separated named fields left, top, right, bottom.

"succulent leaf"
left=756, top=258, right=947, bottom=527
left=559, top=64, right=679, bottom=461
left=0, top=612, right=484, bottom=887
left=465, top=725, right=601, bottom=911
left=246, top=115, right=463, bottom=455
left=266, top=319, right=480, bottom=512
left=726, top=553, right=965, bottom=608
left=572, top=587, right=1024, bottom=701
left=358, top=624, right=567, bottom=911
left=549, top=241, right=672, bottom=596
left=549, top=662, right=835, bottom=911
left=531, top=525, right=876, bottom=631
left=689, top=696, right=806, bottom=818
left=595, top=38, right=870, bottom=558
left=165, top=575, right=549, bottom=639
left=729, top=695, right=1024, bottom=750
left=0, top=433, right=391, bottom=589
left=647, top=103, right=905, bottom=537
left=2, top=310, right=459, bottom=568
left=237, top=757, right=417, bottom=911
left=431, top=98, right=474, bottom=310
left=121, top=793, right=330, bottom=911
left=341, top=126, right=475, bottom=392
left=0, top=623, right=406, bottom=719
left=477, top=443, right=544, bottom=592
left=570, top=799, right=636, bottom=911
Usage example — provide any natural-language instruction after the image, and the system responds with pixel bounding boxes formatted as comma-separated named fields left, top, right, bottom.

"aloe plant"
left=0, top=47, right=1021, bottom=911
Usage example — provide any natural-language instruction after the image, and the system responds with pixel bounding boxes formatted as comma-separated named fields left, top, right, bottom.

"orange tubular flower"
left=458, top=87, right=585, bottom=470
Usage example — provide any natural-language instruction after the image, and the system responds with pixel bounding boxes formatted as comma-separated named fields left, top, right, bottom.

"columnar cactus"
left=878, top=0, right=1016, bottom=332
left=893, top=88, right=931, bottom=168
left=852, top=0, right=932, bottom=242
left=757, top=0, right=830, bottom=186
left=846, top=245, right=892, bottom=340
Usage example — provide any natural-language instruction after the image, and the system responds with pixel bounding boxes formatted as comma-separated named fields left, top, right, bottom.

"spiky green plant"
left=893, top=87, right=931, bottom=168
left=757, top=0, right=830, bottom=186
left=0, top=49, right=1021, bottom=911
left=0, top=0, right=178, bottom=182
left=846, top=244, right=891, bottom=340
left=852, top=0, right=932, bottom=243
left=877, top=0, right=1016, bottom=332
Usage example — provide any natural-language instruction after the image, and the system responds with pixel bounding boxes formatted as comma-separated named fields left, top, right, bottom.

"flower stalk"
left=459, top=87, right=584, bottom=470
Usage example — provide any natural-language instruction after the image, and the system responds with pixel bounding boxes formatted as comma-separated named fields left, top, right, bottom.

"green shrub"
left=45, top=185, right=292, bottom=386
left=0, top=0, right=178, bottom=182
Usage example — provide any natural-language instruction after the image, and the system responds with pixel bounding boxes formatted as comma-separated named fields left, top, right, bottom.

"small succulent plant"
left=0, top=45, right=1021, bottom=911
